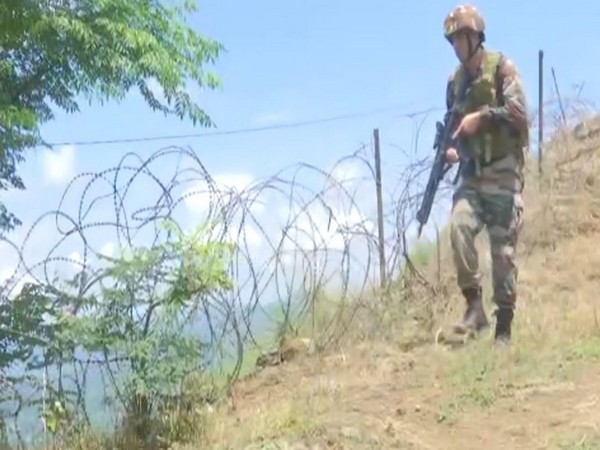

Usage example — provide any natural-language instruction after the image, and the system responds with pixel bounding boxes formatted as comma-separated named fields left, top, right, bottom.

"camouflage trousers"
left=448, top=155, right=524, bottom=311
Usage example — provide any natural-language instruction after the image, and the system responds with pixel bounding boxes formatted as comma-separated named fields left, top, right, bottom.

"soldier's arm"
left=479, top=57, right=529, bottom=133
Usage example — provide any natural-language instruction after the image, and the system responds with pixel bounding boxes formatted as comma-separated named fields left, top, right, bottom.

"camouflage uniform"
left=442, top=5, right=530, bottom=345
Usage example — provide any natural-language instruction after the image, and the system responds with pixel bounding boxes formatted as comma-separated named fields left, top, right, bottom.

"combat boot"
left=453, top=286, right=489, bottom=334
left=494, top=308, right=513, bottom=346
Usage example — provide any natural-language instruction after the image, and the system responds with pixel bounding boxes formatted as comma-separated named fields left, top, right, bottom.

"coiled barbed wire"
left=0, top=109, right=473, bottom=446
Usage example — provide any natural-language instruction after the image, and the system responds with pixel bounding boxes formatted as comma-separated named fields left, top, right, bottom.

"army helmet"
left=443, top=4, right=486, bottom=43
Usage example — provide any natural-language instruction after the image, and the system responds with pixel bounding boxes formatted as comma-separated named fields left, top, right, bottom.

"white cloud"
left=183, top=187, right=211, bottom=213
left=43, top=145, right=76, bottom=185
left=278, top=203, right=373, bottom=253
left=214, top=173, right=254, bottom=192
left=69, top=251, right=85, bottom=271
left=100, top=242, right=114, bottom=257
left=11, top=274, right=37, bottom=296
left=184, top=172, right=257, bottom=216
left=223, top=223, right=263, bottom=248
left=0, top=264, right=38, bottom=298
left=147, top=78, right=166, bottom=103
left=330, top=160, right=362, bottom=185
left=0, top=266, right=15, bottom=284
left=244, top=225, right=262, bottom=247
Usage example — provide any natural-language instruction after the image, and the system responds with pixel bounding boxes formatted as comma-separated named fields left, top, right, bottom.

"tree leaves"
left=0, top=0, right=224, bottom=231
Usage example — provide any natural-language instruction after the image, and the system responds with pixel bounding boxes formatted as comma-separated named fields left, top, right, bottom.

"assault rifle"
left=415, top=117, right=458, bottom=237
left=415, top=72, right=471, bottom=238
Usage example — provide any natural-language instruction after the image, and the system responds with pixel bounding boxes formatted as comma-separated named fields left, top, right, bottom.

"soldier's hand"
left=445, top=147, right=459, bottom=164
left=452, top=111, right=482, bottom=138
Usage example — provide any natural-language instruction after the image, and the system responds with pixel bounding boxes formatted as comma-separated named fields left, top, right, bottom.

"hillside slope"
left=178, top=118, right=600, bottom=450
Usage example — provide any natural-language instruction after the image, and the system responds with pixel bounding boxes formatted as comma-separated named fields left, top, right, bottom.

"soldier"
left=441, top=4, right=530, bottom=345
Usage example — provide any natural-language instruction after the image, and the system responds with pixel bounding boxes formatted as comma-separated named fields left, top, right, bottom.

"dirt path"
left=205, top=339, right=600, bottom=449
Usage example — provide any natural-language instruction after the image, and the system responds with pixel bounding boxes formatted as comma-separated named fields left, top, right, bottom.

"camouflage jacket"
left=445, top=48, right=530, bottom=169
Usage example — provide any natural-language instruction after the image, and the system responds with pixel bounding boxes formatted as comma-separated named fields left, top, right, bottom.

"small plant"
left=75, top=219, right=234, bottom=446
left=0, top=219, right=235, bottom=448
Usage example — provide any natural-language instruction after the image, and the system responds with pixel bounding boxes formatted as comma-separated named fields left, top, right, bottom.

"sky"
left=1, top=0, right=600, bottom=302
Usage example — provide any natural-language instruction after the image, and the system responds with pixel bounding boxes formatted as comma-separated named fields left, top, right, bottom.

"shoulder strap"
left=452, top=64, right=471, bottom=104
left=494, top=51, right=506, bottom=106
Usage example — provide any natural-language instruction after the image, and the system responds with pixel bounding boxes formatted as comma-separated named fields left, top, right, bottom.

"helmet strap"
left=465, top=34, right=482, bottom=62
